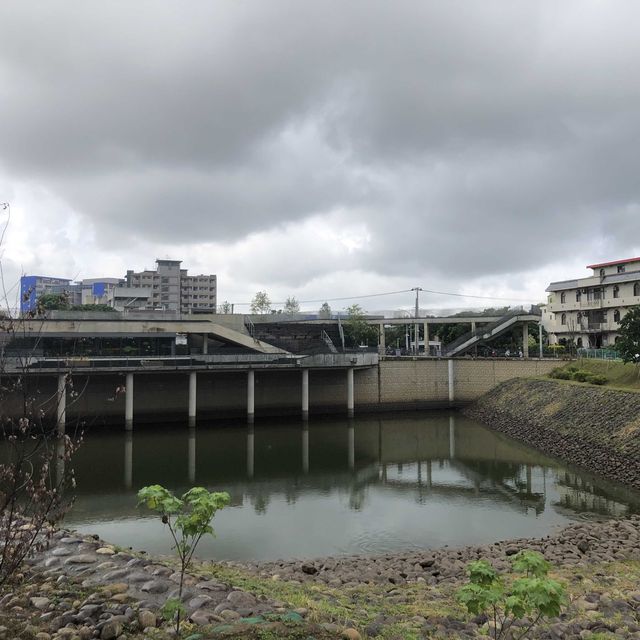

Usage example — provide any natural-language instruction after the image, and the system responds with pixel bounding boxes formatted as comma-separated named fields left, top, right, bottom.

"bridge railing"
left=443, top=310, right=538, bottom=356
left=5, top=352, right=379, bottom=372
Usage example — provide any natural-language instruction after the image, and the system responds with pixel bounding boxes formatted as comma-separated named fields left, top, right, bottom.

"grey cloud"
left=1, top=0, right=640, bottom=288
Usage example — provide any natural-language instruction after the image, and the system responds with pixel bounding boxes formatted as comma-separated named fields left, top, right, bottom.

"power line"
left=232, top=286, right=537, bottom=307
left=419, top=288, right=537, bottom=303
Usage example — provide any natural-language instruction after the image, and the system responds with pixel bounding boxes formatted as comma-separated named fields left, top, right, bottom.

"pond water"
left=65, top=412, right=640, bottom=561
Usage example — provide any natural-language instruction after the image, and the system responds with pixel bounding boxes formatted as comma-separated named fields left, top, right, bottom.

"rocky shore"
left=463, top=377, right=640, bottom=490
left=3, top=515, right=639, bottom=639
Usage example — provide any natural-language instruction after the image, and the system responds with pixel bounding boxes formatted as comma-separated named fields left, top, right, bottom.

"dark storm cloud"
left=1, top=0, right=639, bottom=281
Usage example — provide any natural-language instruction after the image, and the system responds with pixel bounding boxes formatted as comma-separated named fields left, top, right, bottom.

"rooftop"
left=587, top=257, right=640, bottom=269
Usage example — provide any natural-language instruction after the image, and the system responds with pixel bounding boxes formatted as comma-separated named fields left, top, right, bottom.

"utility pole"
left=411, top=287, right=423, bottom=355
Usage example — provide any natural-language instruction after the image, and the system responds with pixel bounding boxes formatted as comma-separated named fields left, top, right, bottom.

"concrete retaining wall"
left=4, top=358, right=559, bottom=425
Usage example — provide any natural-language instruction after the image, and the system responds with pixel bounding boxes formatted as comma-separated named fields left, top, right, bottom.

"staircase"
left=443, top=310, right=540, bottom=357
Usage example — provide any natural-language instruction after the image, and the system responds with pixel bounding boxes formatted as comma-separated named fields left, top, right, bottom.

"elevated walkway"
left=443, top=311, right=541, bottom=356
left=16, top=317, right=286, bottom=355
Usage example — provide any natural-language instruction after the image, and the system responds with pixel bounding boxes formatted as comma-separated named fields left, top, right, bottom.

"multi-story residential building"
left=544, top=257, right=640, bottom=348
left=20, top=259, right=215, bottom=314
left=125, top=259, right=217, bottom=313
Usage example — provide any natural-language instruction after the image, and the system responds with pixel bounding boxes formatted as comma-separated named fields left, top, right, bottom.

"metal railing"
left=577, top=348, right=619, bottom=360
left=321, top=329, right=339, bottom=354
left=443, top=310, right=524, bottom=355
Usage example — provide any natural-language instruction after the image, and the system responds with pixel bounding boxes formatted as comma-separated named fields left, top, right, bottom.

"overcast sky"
left=1, top=1, right=639, bottom=314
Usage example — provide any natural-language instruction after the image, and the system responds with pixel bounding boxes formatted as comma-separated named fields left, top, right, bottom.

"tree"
left=0, top=213, right=79, bottom=591
left=218, top=300, right=233, bottom=314
left=36, top=292, right=70, bottom=311
left=250, top=291, right=271, bottom=314
left=138, top=485, right=230, bottom=635
left=318, top=302, right=332, bottom=319
left=615, top=306, right=640, bottom=365
left=284, top=296, right=300, bottom=314
left=344, top=304, right=378, bottom=347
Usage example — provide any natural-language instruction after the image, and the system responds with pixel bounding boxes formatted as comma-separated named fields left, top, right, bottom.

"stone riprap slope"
left=238, top=517, right=640, bottom=589
left=463, top=377, right=640, bottom=490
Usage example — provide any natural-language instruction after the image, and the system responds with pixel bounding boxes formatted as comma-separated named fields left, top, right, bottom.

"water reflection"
left=68, top=412, right=640, bottom=561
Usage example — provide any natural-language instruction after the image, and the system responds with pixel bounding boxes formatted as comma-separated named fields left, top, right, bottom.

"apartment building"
left=544, top=257, right=640, bottom=348
left=20, top=259, right=215, bottom=314
left=125, top=259, right=217, bottom=312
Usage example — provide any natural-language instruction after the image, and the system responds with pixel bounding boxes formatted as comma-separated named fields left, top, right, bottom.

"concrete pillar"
left=124, top=432, right=133, bottom=489
left=56, top=374, right=66, bottom=434
left=447, top=359, right=455, bottom=403
left=125, top=373, right=134, bottom=430
left=247, top=426, right=254, bottom=478
left=301, top=369, right=309, bottom=420
left=346, top=367, right=354, bottom=418
left=471, top=321, right=477, bottom=333
left=302, top=426, right=309, bottom=474
left=378, top=323, right=386, bottom=355
left=188, top=371, right=197, bottom=427
left=523, top=322, right=529, bottom=358
left=423, top=322, right=429, bottom=356
left=426, top=459, right=432, bottom=489
left=202, top=334, right=208, bottom=355
left=188, top=428, right=196, bottom=484
left=539, top=322, right=543, bottom=359
left=449, top=415, right=456, bottom=459
left=247, top=370, right=255, bottom=424
left=348, top=422, right=355, bottom=471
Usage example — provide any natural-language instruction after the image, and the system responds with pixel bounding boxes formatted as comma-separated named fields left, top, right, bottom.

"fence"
left=577, top=348, right=619, bottom=360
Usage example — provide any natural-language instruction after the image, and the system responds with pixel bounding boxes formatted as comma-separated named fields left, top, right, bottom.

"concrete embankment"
left=463, top=378, right=640, bottom=490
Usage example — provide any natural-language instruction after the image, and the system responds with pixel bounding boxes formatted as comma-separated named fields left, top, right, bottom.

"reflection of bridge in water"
left=62, top=414, right=640, bottom=523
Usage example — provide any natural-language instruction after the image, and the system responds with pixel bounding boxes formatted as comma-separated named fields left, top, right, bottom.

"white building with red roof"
left=544, top=257, right=640, bottom=349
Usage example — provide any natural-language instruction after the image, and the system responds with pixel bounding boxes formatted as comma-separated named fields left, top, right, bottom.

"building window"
left=614, top=309, right=621, bottom=323
left=618, top=265, right=626, bottom=273
left=635, top=282, right=640, bottom=297
left=561, top=313, right=567, bottom=325
left=576, top=290, right=581, bottom=302
left=599, top=268, right=605, bottom=277
left=613, top=285, right=619, bottom=298
left=560, top=292, right=566, bottom=303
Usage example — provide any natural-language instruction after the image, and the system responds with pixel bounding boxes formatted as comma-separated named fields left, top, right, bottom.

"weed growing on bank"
left=456, top=550, right=565, bottom=640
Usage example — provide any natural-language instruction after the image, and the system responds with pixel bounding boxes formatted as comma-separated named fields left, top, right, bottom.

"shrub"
left=585, top=373, right=607, bottom=385
left=549, top=368, right=571, bottom=380
left=565, top=364, right=579, bottom=373
left=571, top=370, right=590, bottom=382
left=457, top=550, right=565, bottom=640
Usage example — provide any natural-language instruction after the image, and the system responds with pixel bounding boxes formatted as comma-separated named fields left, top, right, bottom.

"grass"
left=6, top=554, right=640, bottom=639
left=548, top=358, right=640, bottom=391
left=574, top=358, right=640, bottom=389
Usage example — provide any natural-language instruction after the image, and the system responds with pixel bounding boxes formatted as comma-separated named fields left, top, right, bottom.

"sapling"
left=456, top=549, right=565, bottom=640
left=137, top=485, right=230, bottom=634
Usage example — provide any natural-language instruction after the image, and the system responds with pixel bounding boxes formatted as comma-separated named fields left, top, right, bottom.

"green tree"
left=616, top=305, right=640, bottom=364
left=318, top=302, right=332, bottom=319
left=284, top=296, right=300, bottom=314
left=250, top=290, right=271, bottom=314
left=344, top=304, right=378, bottom=347
left=218, top=300, right=233, bottom=314
left=138, top=485, right=230, bottom=635
left=36, top=292, right=70, bottom=311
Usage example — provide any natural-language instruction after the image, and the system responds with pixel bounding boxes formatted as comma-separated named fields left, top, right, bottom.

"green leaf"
left=511, top=550, right=550, bottom=578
